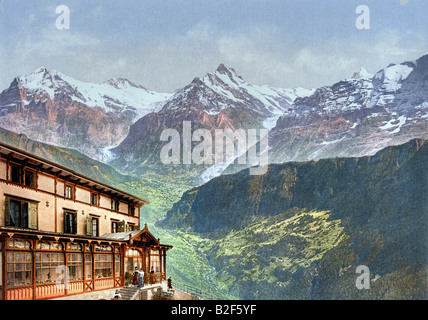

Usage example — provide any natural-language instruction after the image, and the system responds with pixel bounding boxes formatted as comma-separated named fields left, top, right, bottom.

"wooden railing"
left=35, top=283, right=65, bottom=299
left=68, top=281, right=84, bottom=295
left=6, top=286, right=34, bottom=300
left=5, top=276, right=120, bottom=300
left=94, top=278, right=114, bottom=290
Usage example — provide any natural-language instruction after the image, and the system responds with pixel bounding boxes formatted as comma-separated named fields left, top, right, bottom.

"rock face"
left=0, top=67, right=170, bottom=161
left=267, top=55, right=428, bottom=165
left=110, top=64, right=308, bottom=178
left=159, top=139, right=428, bottom=299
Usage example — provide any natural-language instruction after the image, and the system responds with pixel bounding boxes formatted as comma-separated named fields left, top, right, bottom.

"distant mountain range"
left=0, top=67, right=170, bottom=161
left=1, top=55, right=427, bottom=184
left=268, top=54, right=428, bottom=165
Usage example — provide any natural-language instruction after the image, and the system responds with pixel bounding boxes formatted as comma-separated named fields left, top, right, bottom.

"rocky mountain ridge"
left=267, top=54, right=428, bottom=165
left=0, top=67, right=170, bottom=161
left=109, top=64, right=311, bottom=178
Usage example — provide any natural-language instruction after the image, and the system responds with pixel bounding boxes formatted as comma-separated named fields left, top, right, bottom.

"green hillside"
left=160, top=139, right=428, bottom=299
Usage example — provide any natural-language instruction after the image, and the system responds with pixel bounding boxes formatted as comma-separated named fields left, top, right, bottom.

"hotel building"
left=0, top=142, right=172, bottom=300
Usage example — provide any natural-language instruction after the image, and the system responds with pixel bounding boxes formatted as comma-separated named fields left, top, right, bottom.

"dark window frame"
left=8, top=164, right=36, bottom=189
left=91, top=192, right=98, bottom=206
left=65, top=184, right=74, bottom=200
left=111, top=199, right=119, bottom=212
left=63, top=210, right=77, bottom=234
left=111, top=221, right=118, bottom=233
left=128, top=205, right=135, bottom=216
left=91, top=216, right=99, bottom=237
left=10, top=164, right=21, bottom=184
left=5, top=196, right=38, bottom=230
left=23, top=169, right=36, bottom=188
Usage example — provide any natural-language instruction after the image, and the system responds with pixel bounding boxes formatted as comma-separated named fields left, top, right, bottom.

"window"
left=85, top=216, right=99, bottom=237
left=95, top=245, right=112, bottom=252
left=7, top=251, right=32, bottom=287
left=64, top=211, right=77, bottom=234
left=35, top=252, right=64, bottom=284
left=128, top=205, right=135, bottom=216
left=91, top=193, right=98, bottom=206
left=91, top=217, right=99, bottom=237
left=85, top=254, right=92, bottom=279
left=128, top=223, right=135, bottom=231
left=111, top=221, right=118, bottom=233
left=8, top=239, right=31, bottom=250
left=9, top=200, right=27, bottom=228
left=111, top=199, right=119, bottom=212
left=150, top=249, right=160, bottom=272
left=24, top=170, right=35, bottom=188
left=67, top=243, right=82, bottom=251
left=67, top=253, right=83, bottom=281
left=37, top=242, right=63, bottom=251
left=5, top=197, right=38, bottom=229
left=115, top=254, right=120, bottom=277
left=94, top=254, right=113, bottom=278
left=118, top=220, right=126, bottom=232
left=10, top=165, right=21, bottom=184
left=9, top=165, right=36, bottom=188
left=65, top=184, right=74, bottom=199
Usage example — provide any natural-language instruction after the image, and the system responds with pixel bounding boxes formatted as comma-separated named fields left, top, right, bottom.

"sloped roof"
left=101, top=224, right=172, bottom=249
left=100, top=229, right=141, bottom=241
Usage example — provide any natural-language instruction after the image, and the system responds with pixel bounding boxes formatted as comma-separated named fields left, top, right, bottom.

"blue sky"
left=1, top=0, right=427, bottom=92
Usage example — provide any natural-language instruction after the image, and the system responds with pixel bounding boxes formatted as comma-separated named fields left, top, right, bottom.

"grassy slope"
left=179, top=209, right=347, bottom=299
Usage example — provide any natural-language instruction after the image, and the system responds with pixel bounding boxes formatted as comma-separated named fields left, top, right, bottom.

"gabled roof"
left=100, top=229, right=142, bottom=241
left=101, top=224, right=173, bottom=249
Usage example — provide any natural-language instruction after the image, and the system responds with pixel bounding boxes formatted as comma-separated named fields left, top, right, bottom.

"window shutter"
left=86, top=215, right=93, bottom=236
left=4, top=197, right=10, bottom=226
left=64, top=212, right=69, bottom=233
left=28, top=203, right=38, bottom=229
left=72, top=213, right=77, bottom=234
left=118, top=220, right=125, bottom=232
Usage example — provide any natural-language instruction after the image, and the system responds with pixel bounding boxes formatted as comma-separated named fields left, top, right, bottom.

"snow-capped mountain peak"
left=373, top=62, right=415, bottom=91
left=214, top=63, right=244, bottom=84
left=165, top=63, right=313, bottom=119
left=12, top=67, right=171, bottom=120
left=269, top=54, right=428, bottom=166
left=351, top=67, right=373, bottom=80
